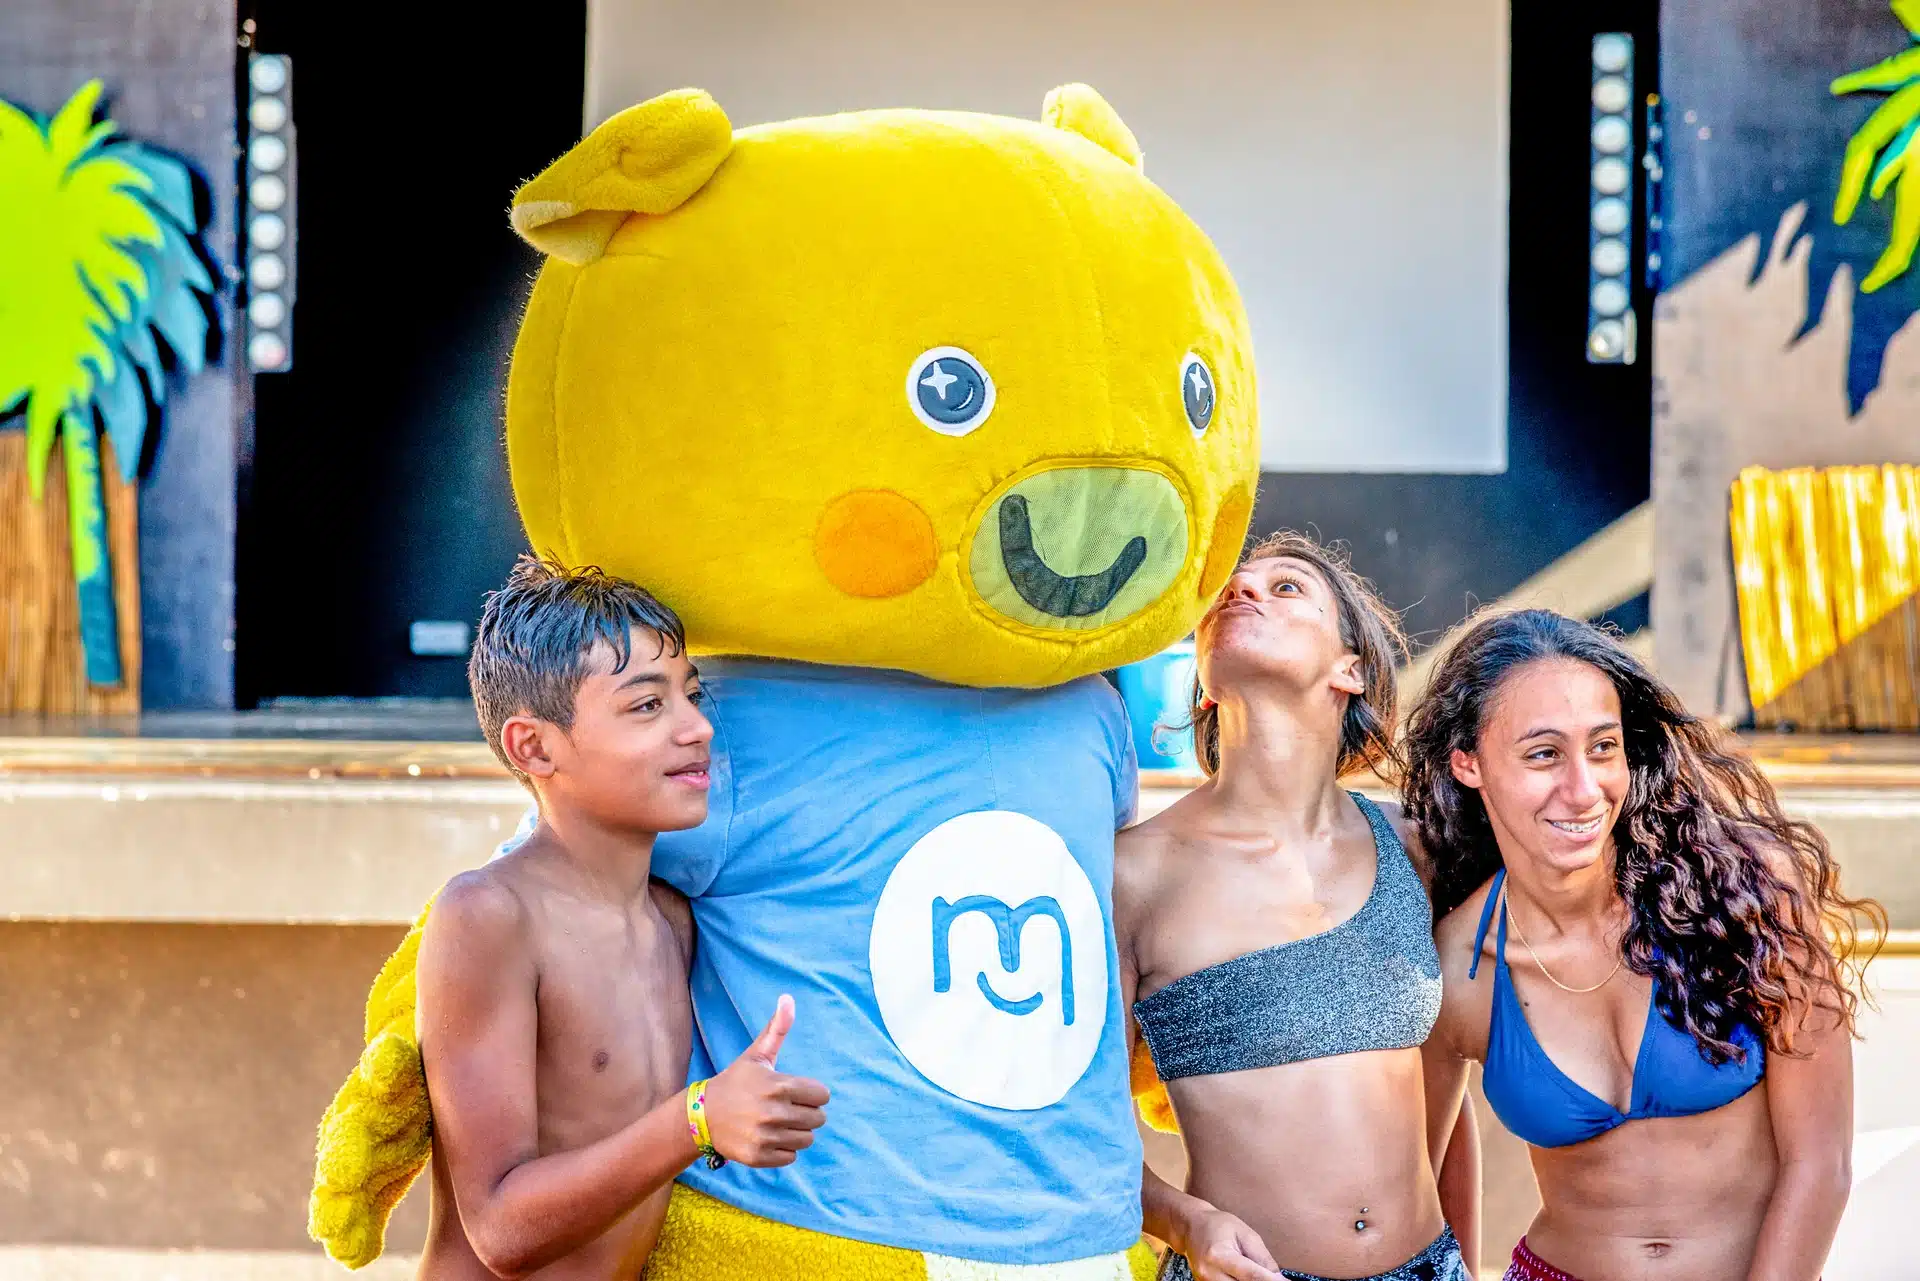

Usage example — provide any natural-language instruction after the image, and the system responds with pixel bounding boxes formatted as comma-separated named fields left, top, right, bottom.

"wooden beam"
left=1399, top=501, right=1653, bottom=707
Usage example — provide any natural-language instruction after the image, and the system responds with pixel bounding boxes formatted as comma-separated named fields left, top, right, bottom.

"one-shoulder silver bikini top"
left=1133, top=792, right=1442, bottom=1080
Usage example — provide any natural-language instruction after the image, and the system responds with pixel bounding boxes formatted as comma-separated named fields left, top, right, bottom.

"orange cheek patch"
left=1198, top=489, right=1254, bottom=599
left=814, top=490, right=939, bottom=598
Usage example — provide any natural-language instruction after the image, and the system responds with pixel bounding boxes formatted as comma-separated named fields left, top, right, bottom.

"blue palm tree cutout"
left=0, top=81, right=220, bottom=686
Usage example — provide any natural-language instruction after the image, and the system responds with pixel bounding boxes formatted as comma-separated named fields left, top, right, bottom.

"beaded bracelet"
left=684, top=1079, right=726, bottom=1169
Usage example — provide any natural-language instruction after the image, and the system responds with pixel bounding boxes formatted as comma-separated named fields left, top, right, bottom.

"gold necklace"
left=1503, top=888, right=1623, bottom=995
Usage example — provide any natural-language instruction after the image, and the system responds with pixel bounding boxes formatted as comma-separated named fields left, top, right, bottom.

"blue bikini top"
left=1469, top=869, right=1764, bottom=1149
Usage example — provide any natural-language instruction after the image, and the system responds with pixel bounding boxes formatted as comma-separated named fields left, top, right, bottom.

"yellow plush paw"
left=309, top=900, right=434, bottom=1269
left=1128, top=1035, right=1179, bottom=1135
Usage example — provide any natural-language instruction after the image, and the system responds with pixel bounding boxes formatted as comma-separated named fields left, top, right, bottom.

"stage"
left=0, top=714, right=1915, bottom=1277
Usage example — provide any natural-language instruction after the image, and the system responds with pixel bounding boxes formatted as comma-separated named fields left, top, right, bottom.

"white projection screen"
left=586, top=0, right=1510, bottom=473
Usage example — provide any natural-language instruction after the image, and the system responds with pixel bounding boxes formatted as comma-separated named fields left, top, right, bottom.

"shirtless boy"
left=416, top=558, right=830, bottom=1280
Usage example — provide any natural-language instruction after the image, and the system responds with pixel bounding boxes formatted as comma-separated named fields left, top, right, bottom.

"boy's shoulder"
left=424, top=863, right=535, bottom=960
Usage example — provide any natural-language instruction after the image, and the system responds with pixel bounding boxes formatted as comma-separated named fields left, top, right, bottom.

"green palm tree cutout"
left=0, top=80, right=218, bottom=687
left=1834, top=0, right=1920, bottom=292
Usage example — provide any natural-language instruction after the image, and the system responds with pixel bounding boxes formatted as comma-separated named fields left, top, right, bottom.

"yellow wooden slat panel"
left=1732, top=464, right=1920, bottom=728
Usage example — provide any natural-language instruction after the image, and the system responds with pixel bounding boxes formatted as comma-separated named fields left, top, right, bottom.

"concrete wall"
left=0, top=0, right=241, bottom=710
left=6, top=936, right=1914, bottom=1276
left=2, top=919, right=1506, bottom=1271
left=0, top=774, right=524, bottom=923
left=0, top=923, right=426, bottom=1268
left=0, top=769, right=1914, bottom=1274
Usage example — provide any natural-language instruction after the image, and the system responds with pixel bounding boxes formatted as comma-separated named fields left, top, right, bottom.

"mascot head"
left=506, top=84, right=1257, bottom=688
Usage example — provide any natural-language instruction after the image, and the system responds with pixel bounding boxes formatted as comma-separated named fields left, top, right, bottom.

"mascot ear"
left=1041, top=83, right=1143, bottom=171
left=510, top=88, right=733, bottom=265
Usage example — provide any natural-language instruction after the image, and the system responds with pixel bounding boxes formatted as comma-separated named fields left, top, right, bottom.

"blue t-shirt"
left=504, top=658, right=1142, bottom=1262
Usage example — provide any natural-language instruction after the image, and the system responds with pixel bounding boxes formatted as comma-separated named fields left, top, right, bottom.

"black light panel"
left=245, top=53, right=296, bottom=373
left=1588, top=33, right=1636, bottom=364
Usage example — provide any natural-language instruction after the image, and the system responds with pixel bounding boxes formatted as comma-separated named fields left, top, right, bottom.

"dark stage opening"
left=233, top=0, right=583, bottom=704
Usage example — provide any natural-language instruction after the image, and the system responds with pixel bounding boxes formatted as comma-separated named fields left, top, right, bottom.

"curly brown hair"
left=1188, top=530, right=1408, bottom=780
left=1404, top=608, right=1883, bottom=1061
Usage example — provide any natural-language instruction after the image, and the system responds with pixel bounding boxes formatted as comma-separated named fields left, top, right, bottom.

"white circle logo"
left=869, top=811, right=1109, bottom=1111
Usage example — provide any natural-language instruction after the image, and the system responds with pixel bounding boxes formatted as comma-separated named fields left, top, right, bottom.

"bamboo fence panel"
left=1732, top=464, right=1920, bottom=731
left=0, top=431, right=141, bottom=714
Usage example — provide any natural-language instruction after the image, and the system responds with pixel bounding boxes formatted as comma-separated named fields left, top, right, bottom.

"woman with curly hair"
left=1117, top=531, right=1479, bottom=1281
left=1407, top=609, right=1882, bottom=1281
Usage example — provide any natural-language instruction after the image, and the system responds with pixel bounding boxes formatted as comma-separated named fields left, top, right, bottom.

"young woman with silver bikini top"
left=1115, top=531, right=1478, bottom=1281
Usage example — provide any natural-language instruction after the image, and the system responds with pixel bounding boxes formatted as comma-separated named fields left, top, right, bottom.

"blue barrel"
left=1112, top=639, right=1199, bottom=772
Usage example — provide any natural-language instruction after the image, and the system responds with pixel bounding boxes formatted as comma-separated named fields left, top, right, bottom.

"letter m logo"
left=930, top=895, right=1075, bottom=1025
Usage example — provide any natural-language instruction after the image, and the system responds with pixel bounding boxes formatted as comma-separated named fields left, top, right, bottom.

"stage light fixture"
left=248, top=332, right=289, bottom=369
left=1587, top=33, right=1637, bottom=364
left=248, top=293, right=287, bottom=329
left=249, top=135, right=286, bottom=172
left=1592, top=197, right=1629, bottom=236
left=1592, top=33, right=1632, bottom=73
left=1588, top=319, right=1627, bottom=361
left=249, top=174, right=287, bottom=211
left=248, top=96, right=287, bottom=133
left=249, top=55, right=288, bottom=94
left=1592, top=156, right=1630, bottom=195
left=248, top=253, right=286, bottom=291
left=248, top=212, right=286, bottom=251
left=244, top=53, right=295, bottom=373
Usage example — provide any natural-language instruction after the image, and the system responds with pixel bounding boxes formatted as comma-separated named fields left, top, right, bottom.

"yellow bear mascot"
left=312, top=83, right=1253, bottom=1279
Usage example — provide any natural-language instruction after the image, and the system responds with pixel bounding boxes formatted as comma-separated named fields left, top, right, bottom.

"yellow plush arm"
left=1128, top=1030, right=1180, bottom=1135
left=309, top=899, right=435, bottom=1270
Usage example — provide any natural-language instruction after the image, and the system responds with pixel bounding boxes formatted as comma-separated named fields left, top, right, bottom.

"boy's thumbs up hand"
left=746, top=992, right=795, bottom=1067
left=703, top=995, right=831, bottom=1167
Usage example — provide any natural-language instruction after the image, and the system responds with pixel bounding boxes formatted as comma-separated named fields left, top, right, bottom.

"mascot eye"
left=907, top=347, right=996, bottom=436
left=1181, top=353, right=1216, bottom=436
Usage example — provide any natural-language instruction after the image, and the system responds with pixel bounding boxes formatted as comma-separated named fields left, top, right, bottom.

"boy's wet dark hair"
left=469, top=556, right=688, bottom=781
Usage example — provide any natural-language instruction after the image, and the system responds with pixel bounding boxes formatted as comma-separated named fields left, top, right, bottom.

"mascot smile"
left=311, top=82, right=1256, bottom=1280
